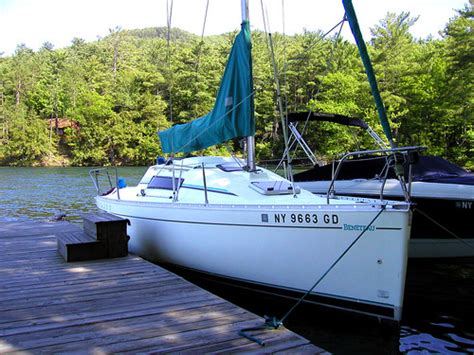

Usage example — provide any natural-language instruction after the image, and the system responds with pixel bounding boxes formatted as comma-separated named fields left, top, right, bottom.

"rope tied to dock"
left=239, top=316, right=283, bottom=346
left=239, top=204, right=388, bottom=346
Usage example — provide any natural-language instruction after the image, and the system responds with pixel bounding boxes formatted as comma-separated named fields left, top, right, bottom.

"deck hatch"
left=250, top=181, right=300, bottom=195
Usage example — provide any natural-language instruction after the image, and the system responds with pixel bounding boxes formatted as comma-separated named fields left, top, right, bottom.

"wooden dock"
left=0, top=218, right=326, bottom=353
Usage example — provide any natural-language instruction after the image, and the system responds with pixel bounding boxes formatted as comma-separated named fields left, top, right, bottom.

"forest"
left=0, top=3, right=472, bottom=170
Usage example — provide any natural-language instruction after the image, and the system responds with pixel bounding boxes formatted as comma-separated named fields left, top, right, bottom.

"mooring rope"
left=239, top=204, right=387, bottom=346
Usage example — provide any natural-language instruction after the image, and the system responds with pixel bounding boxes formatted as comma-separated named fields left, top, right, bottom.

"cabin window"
left=147, top=176, right=184, bottom=190
left=250, top=181, right=300, bottom=195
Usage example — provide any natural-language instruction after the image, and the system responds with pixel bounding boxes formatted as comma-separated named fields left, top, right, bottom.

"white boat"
left=94, top=156, right=411, bottom=321
left=92, top=0, right=412, bottom=321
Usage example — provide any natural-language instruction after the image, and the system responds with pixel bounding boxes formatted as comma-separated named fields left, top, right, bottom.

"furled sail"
left=159, top=21, right=255, bottom=154
left=342, top=0, right=395, bottom=147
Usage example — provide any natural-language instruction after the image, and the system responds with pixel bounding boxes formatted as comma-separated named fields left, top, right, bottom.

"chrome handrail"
left=326, top=146, right=425, bottom=204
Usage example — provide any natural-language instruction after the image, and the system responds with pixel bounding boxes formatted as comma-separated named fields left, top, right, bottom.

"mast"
left=158, top=0, right=256, bottom=157
left=242, top=0, right=256, bottom=171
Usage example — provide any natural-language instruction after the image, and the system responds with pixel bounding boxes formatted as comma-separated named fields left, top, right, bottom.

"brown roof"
left=47, top=118, right=78, bottom=129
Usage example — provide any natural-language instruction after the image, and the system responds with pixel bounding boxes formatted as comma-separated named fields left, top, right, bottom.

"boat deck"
left=0, top=218, right=326, bottom=353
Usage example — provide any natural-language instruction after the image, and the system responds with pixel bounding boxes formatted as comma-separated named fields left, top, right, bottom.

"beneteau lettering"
left=344, top=224, right=376, bottom=232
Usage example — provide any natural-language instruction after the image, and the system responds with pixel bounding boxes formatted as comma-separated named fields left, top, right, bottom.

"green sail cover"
left=159, top=21, right=255, bottom=153
left=342, top=0, right=395, bottom=147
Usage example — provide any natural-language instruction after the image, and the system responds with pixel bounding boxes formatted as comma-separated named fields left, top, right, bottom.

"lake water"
left=1, top=166, right=473, bottom=354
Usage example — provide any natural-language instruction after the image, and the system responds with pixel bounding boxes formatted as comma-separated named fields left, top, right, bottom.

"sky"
left=0, top=0, right=468, bottom=56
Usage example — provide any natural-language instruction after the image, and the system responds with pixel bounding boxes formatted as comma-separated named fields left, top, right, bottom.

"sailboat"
left=286, top=112, right=474, bottom=259
left=92, top=0, right=412, bottom=321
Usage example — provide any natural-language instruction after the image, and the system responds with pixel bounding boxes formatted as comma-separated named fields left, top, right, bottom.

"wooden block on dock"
left=57, top=231, right=107, bottom=262
left=82, top=213, right=129, bottom=258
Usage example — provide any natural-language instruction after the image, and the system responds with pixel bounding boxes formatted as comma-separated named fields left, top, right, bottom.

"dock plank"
left=0, top=219, right=325, bottom=353
left=3, top=303, right=247, bottom=349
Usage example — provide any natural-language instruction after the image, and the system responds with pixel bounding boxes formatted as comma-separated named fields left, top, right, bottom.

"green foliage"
left=0, top=7, right=471, bottom=171
left=440, top=2, right=474, bottom=169
left=1, top=106, right=51, bottom=166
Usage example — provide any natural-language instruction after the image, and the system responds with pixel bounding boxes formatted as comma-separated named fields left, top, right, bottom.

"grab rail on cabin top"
left=326, top=146, right=425, bottom=204
left=89, top=167, right=121, bottom=200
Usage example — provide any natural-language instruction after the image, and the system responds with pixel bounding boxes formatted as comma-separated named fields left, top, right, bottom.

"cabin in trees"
left=47, top=118, right=79, bottom=135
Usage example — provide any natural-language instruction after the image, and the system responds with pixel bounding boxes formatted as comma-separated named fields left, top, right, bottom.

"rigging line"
left=269, top=32, right=293, bottom=182
left=260, top=0, right=279, bottom=149
left=239, top=205, right=388, bottom=346
left=225, top=143, right=246, bottom=169
left=281, top=0, right=289, bottom=127
left=264, top=3, right=271, bottom=33
left=275, top=18, right=347, bottom=165
left=289, top=14, right=347, bottom=163
left=166, top=0, right=174, bottom=123
left=201, top=0, right=210, bottom=41
left=192, top=0, right=210, bottom=116
left=277, top=0, right=291, bottom=168
left=414, top=208, right=474, bottom=249
left=284, top=18, right=346, bottom=66
left=262, top=3, right=295, bottom=191
left=259, top=0, right=270, bottom=50
left=195, top=1, right=210, bottom=62
left=259, top=0, right=292, bottom=181
left=259, top=0, right=282, bottom=172
left=273, top=16, right=346, bottom=166
left=281, top=0, right=286, bottom=38
left=166, top=0, right=173, bottom=43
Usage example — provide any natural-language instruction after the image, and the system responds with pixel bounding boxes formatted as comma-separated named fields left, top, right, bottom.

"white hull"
left=296, top=179, right=474, bottom=258
left=95, top=157, right=412, bottom=320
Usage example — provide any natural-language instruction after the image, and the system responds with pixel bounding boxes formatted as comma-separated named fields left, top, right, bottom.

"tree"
left=440, top=1, right=474, bottom=169
left=369, top=12, right=419, bottom=140
left=0, top=14, right=471, bottom=169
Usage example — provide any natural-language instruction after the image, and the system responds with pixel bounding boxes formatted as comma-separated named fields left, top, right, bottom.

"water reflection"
left=400, top=313, right=474, bottom=354
left=401, top=333, right=460, bottom=354
left=400, top=260, right=474, bottom=354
